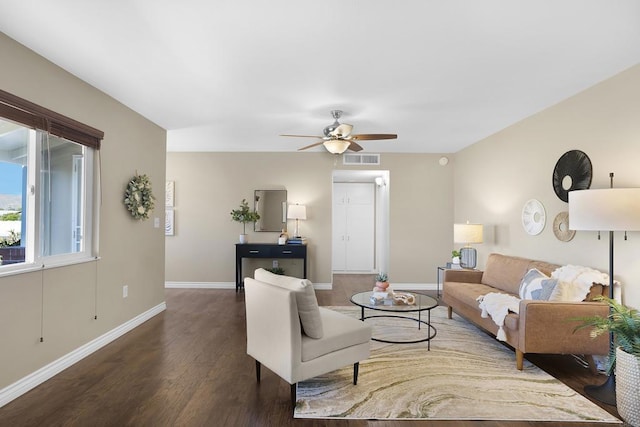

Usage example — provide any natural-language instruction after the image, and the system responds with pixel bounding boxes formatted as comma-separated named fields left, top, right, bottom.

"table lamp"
left=287, top=204, right=307, bottom=238
left=454, top=222, right=483, bottom=268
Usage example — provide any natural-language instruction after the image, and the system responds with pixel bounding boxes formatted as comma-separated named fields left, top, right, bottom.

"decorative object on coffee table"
left=374, top=272, right=389, bottom=292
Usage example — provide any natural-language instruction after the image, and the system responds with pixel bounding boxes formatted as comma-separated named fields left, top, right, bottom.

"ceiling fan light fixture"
left=323, top=139, right=350, bottom=154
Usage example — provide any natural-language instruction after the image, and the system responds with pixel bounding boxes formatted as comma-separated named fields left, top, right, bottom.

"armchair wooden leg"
left=353, top=362, right=360, bottom=385
left=516, top=349, right=524, bottom=370
left=291, top=383, right=297, bottom=406
left=255, top=360, right=261, bottom=383
left=447, top=306, right=453, bottom=319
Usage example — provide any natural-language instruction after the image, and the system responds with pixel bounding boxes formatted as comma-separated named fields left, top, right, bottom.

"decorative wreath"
left=552, top=150, right=592, bottom=202
left=124, top=174, right=155, bottom=220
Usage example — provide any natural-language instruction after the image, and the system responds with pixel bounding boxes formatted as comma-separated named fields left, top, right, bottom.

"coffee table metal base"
left=359, top=309, right=437, bottom=349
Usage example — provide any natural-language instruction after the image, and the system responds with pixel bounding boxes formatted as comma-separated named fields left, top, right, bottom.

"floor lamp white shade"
left=454, top=223, right=483, bottom=268
left=568, top=187, right=640, bottom=405
left=287, top=204, right=307, bottom=237
left=569, top=188, right=640, bottom=231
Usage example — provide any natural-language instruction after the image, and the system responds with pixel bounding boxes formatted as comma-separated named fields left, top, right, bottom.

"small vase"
left=239, top=234, right=248, bottom=244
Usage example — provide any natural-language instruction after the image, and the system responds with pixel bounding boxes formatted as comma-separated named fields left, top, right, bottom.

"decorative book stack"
left=287, top=237, right=307, bottom=245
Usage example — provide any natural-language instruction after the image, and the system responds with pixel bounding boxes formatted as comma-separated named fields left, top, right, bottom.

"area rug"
left=294, top=306, right=620, bottom=422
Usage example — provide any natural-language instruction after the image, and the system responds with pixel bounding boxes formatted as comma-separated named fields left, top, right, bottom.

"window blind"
left=0, top=89, right=104, bottom=149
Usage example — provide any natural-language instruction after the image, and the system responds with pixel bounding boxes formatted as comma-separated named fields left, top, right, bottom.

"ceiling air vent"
left=343, top=153, right=380, bottom=166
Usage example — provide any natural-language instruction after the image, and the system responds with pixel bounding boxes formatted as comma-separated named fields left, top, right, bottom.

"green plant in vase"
left=574, top=296, right=640, bottom=425
left=230, top=199, right=260, bottom=244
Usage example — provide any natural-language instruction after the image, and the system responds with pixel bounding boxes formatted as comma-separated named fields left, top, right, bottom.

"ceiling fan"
left=281, top=110, right=397, bottom=154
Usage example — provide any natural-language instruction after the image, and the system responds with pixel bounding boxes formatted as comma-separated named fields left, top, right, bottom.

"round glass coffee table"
left=350, top=291, right=438, bottom=349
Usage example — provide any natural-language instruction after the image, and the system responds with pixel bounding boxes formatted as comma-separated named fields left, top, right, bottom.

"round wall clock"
left=552, top=150, right=592, bottom=202
left=521, top=199, right=546, bottom=235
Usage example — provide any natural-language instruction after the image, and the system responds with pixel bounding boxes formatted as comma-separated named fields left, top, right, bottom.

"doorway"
left=331, top=170, right=390, bottom=275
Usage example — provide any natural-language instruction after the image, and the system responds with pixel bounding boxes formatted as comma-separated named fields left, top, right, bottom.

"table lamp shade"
left=287, top=204, right=307, bottom=220
left=454, top=223, right=484, bottom=244
left=569, top=188, right=640, bottom=231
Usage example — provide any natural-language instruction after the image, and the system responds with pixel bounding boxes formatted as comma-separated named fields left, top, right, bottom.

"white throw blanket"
left=477, top=293, right=520, bottom=341
left=551, top=264, right=621, bottom=302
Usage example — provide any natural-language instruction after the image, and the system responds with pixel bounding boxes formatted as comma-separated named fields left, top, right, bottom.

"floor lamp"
left=568, top=174, right=640, bottom=405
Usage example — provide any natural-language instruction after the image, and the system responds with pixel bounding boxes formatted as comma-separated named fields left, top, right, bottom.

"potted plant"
left=266, top=267, right=285, bottom=275
left=575, top=296, right=640, bottom=425
left=230, top=199, right=260, bottom=244
left=452, top=250, right=461, bottom=265
left=374, top=273, right=389, bottom=292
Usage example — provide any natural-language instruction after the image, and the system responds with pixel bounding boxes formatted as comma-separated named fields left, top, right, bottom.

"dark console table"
left=235, top=243, right=307, bottom=292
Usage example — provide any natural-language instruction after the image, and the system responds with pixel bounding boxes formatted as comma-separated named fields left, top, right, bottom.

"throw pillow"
left=519, top=268, right=551, bottom=300
left=536, top=278, right=559, bottom=300
left=254, top=268, right=324, bottom=339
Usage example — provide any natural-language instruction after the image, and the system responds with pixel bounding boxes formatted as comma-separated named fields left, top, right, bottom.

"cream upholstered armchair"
left=245, top=269, right=371, bottom=405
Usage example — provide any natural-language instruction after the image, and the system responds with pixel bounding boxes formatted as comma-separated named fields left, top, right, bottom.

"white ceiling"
left=1, top=1, right=639, bottom=153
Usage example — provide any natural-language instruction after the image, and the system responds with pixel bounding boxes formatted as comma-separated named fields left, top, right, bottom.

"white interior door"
left=332, top=182, right=375, bottom=272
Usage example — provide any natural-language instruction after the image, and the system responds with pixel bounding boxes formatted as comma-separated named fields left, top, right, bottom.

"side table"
left=437, top=263, right=476, bottom=299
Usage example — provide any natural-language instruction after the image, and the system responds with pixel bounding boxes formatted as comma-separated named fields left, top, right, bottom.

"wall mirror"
left=254, top=189, right=287, bottom=232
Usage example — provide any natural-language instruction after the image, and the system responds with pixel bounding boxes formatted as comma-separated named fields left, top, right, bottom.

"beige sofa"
left=442, top=253, right=609, bottom=370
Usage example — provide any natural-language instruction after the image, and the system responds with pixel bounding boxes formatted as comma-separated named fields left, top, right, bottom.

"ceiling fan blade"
left=280, top=134, right=325, bottom=139
left=347, top=141, right=364, bottom=152
left=297, top=141, right=324, bottom=151
left=350, top=133, right=397, bottom=141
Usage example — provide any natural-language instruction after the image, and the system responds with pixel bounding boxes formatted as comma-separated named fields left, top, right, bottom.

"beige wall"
left=165, top=152, right=454, bottom=286
left=454, top=64, right=640, bottom=309
left=0, top=34, right=167, bottom=388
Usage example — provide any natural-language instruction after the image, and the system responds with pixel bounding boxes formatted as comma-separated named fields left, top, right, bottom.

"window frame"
left=0, top=90, right=103, bottom=274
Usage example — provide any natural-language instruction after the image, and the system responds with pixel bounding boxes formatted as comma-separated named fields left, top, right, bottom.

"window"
left=0, top=90, right=103, bottom=270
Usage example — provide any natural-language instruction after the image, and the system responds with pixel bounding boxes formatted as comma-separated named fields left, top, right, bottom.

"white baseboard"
left=390, top=283, right=437, bottom=291
left=165, top=281, right=333, bottom=290
left=0, top=302, right=167, bottom=408
left=165, top=281, right=235, bottom=289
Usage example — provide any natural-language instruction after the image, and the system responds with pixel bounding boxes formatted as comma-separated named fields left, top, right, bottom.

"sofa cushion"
left=519, top=269, right=558, bottom=300
left=301, top=307, right=371, bottom=362
left=481, top=254, right=532, bottom=294
left=445, top=281, right=507, bottom=310
left=254, top=268, right=324, bottom=338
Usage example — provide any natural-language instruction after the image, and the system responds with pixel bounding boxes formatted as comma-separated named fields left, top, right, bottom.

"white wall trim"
left=390, top=283, right=437, bottom=291
left=0, top=301, right=167, bottom=408
left=165, top=281, right=234, bottom=289
left=165, top=281, right=333, bottom=291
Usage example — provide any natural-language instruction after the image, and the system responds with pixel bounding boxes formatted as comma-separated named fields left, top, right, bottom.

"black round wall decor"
left=552, top=150, right=592, bottom=202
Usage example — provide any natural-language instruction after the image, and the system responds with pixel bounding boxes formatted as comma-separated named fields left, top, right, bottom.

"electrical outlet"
left=123, top=285, right=128, bottom=298
left=272, top=260, right=278, bottom=268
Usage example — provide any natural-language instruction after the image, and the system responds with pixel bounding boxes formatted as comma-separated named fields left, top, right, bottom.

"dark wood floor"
left=0, top=274, right=621, bottom=427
